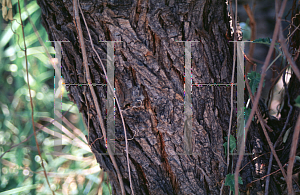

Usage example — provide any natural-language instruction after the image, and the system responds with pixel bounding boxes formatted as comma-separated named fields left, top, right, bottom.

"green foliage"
left=253, top=37, right=279, bottom=45
left=0, top=0, right=109, bottom=194
left=295, top=95, right=300, bottom=108
left=244, top=107, right=254, bottom=123
left=224, top=173, right=243, bottom=195
left=253, top=37, right=272, bottom=44
left=247, top=71, right=265, bottom=94
left=0, top=184, right=38, bottom=195
left=223, top=135, right=236, bottom=155
left=240, top=21, right=251, bottom=41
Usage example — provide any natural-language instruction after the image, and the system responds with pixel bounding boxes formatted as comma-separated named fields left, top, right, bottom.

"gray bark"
left=37, top=0, right=234, bottom=194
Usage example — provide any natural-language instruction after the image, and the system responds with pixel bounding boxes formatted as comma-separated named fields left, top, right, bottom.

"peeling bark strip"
left=37, top=0, right=234, bottom=194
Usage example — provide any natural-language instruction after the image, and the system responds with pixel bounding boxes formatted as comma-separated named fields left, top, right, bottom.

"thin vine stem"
left=77, top=3, right=135, bottom=194
left=73, top=0, right=130, bottom=194
left=234, top=0, right=288, bottom=194
left=17, top=0, right=55, bottom=194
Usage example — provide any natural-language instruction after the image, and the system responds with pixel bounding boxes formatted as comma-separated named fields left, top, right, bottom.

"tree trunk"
left=37, top=0, right=234, bottom=194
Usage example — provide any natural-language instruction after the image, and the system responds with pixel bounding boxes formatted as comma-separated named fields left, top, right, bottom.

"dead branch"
left=234, top=0, right=289, bottom=194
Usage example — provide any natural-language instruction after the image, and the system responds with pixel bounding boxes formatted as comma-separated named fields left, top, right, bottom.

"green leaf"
left=253, top=37, right=271, bottom=43
left=0, top=1, right=39, bottom=48
left=253, top=37, right=279, bottom=45
left=223, top=135, right=237, bottom=155
left=247, top=71, right=265, bottom=94
left=295, top=95, right=300, bottom=108
left=102, top=182, right=111, bottom=195
left=224, top=174, right=243, bottom=195
left=0, top=184, right=38, bottom=195
left=16, top=147, right=24, bottom=166
left=245, top=107, right=254, bottom=123
left=240, top=22, right=251, bottom=41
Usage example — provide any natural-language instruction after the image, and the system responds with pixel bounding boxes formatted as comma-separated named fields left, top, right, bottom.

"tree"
left=36, top=0, right=240, bottom=194
left=36, top=0, right=300, bottom=194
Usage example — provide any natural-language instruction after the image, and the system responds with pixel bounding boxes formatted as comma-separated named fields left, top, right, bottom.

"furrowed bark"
left=37, top=0, right=234, bottom=194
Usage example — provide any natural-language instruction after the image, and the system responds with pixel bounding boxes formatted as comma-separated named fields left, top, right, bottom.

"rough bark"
left=37, top=0, right=234, bottom=194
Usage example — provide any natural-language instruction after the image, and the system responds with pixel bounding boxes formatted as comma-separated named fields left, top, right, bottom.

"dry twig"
left=73, top=0, right=135, bottom=194
left=226, top=0, right=237, bottom=175
left=286, top=116, right=300, bottom=194
left=72, top=0, right=126, bottom=194
left=279, top=28, right=300, bottom=81
left=265, top=68, right=293, bottom=194
left=234, top=1, right=289, bottom=194
left=77, top=3, right=134, bottom=194
left=245, top=75, right=287, bottom=181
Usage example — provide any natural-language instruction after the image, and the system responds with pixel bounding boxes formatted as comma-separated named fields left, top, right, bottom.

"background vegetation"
left=1, top=0, right=300, bottom=194
left=0, top=0, right=111, bottom=194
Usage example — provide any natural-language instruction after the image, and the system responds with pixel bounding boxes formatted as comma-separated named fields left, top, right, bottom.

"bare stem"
left=77, top=3, right=135, bottom=194
left=227, top=0, right=237, bottom=175
left=73, top=0, right=126, bottom=194
left=234, top=0, right=288, bottom=194
left=245, top=77, right=287, bottom=180
left=265, top=68, right=293, bottom=194
left=17, top=0, right=55, bottom=194
left=286, top=116, right=300, bottom=195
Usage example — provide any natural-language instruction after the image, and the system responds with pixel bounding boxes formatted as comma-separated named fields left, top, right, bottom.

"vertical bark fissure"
left=158, top=131, right=180, bottom=194
left=37, top=0, right=233, bottom=194
left=139, top=89, right=177, bottom=194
